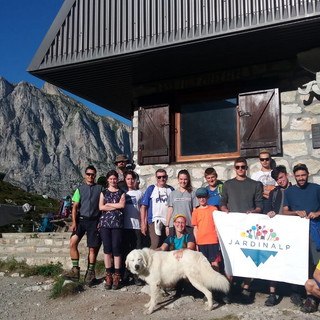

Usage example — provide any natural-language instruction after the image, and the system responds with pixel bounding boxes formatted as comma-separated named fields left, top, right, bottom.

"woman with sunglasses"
left=99, top=170, right=125, bottom=290
left=165, top=169, right=198, bottom=237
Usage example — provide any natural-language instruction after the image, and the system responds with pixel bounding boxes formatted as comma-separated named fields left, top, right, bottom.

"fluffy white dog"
left=125, top=248, right=229, bottom=314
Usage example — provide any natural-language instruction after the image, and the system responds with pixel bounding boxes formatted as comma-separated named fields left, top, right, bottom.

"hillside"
left=0, top=77, right=131, bottom=198
left=0, top=179, right=59, bottom=232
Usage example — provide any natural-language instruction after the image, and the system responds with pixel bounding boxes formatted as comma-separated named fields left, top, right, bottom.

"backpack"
left=38, top=213, right=55, bottom=232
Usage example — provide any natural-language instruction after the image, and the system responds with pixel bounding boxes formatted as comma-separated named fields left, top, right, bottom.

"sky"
left=0, top=1, right=131, bottom=125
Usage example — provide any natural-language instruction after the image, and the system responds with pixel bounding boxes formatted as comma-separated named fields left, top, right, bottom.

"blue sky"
left=0, top=1, right=131, bottom=125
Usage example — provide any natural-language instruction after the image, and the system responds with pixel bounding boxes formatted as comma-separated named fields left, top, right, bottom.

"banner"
left=213, top=210, right=309, bottom=285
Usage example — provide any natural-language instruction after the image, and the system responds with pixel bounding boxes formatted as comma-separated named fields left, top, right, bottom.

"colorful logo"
left=229, top=224, right=289, bottom=267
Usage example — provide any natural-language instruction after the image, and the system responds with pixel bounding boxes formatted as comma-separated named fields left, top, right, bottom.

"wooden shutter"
left=238, top=88, right=281, bottom=157
left=138, top=105, right=170, bottom=165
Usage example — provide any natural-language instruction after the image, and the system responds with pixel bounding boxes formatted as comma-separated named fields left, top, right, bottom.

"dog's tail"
left=197, top=254, right=230, bottom=293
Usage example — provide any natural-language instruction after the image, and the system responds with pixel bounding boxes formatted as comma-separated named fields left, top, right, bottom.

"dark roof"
left=28, top=0, right=320, bottom=119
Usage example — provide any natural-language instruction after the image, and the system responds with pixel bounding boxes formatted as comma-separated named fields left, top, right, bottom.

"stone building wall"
left=132, top=89, right=320, bottom=191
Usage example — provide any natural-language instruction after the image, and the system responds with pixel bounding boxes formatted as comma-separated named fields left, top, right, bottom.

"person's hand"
left=246, top=210, right=253, bottom=214
left=141, top=224, right=147, bottom=236
left=165, top=226, right=169, bottom=237
left=295, top=210, right=307, bottom=218
left=70, top=223, right=77, bottom=232
left=267, top=211, right=276, bottom=218
left=308, top=212, right=320, bottom=219
left=173, top=249, right=184, bottom=260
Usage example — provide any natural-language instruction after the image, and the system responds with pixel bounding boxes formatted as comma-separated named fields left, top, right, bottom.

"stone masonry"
left=132, top=89, right=320, bottom=189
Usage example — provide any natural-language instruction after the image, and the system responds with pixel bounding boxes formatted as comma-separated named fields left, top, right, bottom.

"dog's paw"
left=144, top=308, right=153, bottom=315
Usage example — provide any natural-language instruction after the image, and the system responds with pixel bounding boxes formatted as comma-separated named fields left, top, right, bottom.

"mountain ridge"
left=0, top=77, right=131, bottom=198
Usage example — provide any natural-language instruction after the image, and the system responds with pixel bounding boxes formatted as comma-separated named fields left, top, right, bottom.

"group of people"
left=62, top=151, right=320, bottom=313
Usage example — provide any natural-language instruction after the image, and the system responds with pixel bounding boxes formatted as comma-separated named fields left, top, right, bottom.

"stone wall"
left=132, top=89, right=320, bottom=190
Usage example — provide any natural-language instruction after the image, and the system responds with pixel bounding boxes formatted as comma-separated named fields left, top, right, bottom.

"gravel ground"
left=1, top=274, right=320, bottom=320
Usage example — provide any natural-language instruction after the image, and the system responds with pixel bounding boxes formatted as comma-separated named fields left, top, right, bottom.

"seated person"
left=158, top=214, right=195, bottom=257
left=301, top=260, right=320, bottom=313
left=157, top=214, right=195, bottom=297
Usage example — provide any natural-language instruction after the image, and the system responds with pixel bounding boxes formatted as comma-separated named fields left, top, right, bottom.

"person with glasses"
left=220, top=157, right=263, bottom=302
left=251, top=149, right=277, bottom=214
left=140, top=169, right=174, bottom=249
left=62, top=165, right=102, bottom=285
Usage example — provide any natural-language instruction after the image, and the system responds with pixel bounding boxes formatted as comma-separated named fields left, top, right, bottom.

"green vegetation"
left=0, top=258, right=63, bottom=277
left=0, top=180, right=59, bottom=233
left=50, top=277, right=84, bottom=299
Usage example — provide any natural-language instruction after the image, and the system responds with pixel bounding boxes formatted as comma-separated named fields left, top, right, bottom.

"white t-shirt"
left=123, top=189, right=143, bottom=229
left=251, top=170, right=277, bottom=187
left=150, top=186, right=172, bottom=223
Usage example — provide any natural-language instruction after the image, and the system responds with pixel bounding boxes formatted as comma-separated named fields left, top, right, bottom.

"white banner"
left=213, top=211, right=309, bottom=285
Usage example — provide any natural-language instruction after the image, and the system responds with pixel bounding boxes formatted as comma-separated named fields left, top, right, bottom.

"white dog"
left=125, top=248, right=229, bottom=314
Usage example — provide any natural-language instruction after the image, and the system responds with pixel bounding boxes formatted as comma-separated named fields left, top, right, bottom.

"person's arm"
left=165, top=206, right=173, bottom=236
left=70, top=201, right=79, bottom=232
left=140, top=205, right=148, bottom=236
left=248, top=182, right=263, bottom=213
left=156, top=242, right=169, bottom=251
left=220, top=183, right=229, bottom=213
left=99, top=192, right=125, bottom=211
left=282, top=206, right=307, bottom=218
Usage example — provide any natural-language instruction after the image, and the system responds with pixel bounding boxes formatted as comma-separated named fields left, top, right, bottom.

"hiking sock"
left=88, top=263, right=95, bottom=271
left=106, top=267, right=113, bottom=274
left=72, top=259, right=79, bottom=268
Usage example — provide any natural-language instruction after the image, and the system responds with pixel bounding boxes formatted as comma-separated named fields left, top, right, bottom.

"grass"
left=50, top=277, right=85, bottom=299
left=0, top=258, right=63, bottom=277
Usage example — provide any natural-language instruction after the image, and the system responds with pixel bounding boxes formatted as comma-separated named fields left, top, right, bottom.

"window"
left=175, top=98, right=239, bottom=162
left=137, top=88, right=280, bottom=164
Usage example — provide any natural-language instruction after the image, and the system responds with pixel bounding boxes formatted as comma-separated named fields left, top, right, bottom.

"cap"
left=114, top=154, right=129, bottom=164
left=195, top=187, right=209, bottom=198
left=173, top=214, right=187, bottom=222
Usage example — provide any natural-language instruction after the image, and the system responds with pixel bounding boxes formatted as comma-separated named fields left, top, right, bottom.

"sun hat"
left=114, top=154, right=129, bottom=164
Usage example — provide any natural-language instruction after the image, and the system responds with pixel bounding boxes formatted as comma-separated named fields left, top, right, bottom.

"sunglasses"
left=260, top=158, right=270, bottom=162
left=235, top=165, right=246, bottom=170
left=156, top=175, right=167, bottom=179
left=85, top=172, right=95, bottom=176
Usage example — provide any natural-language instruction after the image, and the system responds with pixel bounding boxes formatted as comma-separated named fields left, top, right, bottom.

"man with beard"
left=283, top=163, right=320, bottom=311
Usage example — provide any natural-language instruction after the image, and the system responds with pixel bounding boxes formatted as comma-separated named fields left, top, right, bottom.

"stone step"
left=0, top=252, right=104, bottom=270
left=0, top=232, right=104, bottom=270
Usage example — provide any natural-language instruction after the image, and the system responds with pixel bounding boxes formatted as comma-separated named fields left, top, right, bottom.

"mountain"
left=0, top=77, right=131, bottom=198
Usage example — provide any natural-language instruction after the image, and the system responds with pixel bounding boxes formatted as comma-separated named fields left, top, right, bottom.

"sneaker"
left=112, top=273, right=121, bottom=290
left=61, top=266, right=80, bottom=281
left=105, top=273, right=113, bottom=290
left=84, top=270, right=96, bottom=285
left=290, top=292, right=302, bottom=307
left=300, top=297, right=319, bottom=313
left=265, top=294, right=277, bottom=306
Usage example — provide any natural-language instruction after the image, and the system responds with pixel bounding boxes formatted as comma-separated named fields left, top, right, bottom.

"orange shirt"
left=191, top=205, right=218, bottom=245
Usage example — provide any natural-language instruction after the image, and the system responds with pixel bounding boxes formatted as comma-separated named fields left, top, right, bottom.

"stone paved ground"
left=1, top=274, right=320, bottom=320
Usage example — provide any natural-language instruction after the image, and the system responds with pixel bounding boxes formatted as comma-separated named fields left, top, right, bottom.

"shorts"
left=71, top=219, right=101, bottom=248
left=198, top=243, right=220, bottom=264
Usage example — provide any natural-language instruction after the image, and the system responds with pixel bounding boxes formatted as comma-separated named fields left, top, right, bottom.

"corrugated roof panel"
left=28, top=0, right=320, bottom=72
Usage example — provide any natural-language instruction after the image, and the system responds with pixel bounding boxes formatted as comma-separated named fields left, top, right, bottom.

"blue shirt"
left=164, top=233, right=195, bottom=250
left=206, top=184, right=223, bottom=208
left=283, top=183, right=320, bottom=214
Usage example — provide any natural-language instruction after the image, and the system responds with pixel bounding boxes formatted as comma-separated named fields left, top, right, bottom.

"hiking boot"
left=112, top=273, right=121, bottom=290
left=84, top=270, right=96, bottom=285
left=240, top=288, right=253, bottom=303
left=105, top=273, right=113, bottom=290
left=61, top=266, right=80, bottom=281
left=290, top=292, right=302, bottom=307
left=300, top=297, right=319, bottom=313
left=265, top=294, right=277, bottom=306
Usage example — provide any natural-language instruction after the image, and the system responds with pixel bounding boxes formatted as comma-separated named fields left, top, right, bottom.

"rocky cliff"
left=0, top=77, right=131, bottom=198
